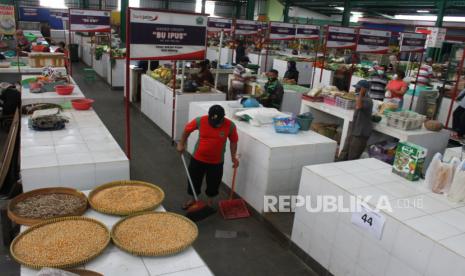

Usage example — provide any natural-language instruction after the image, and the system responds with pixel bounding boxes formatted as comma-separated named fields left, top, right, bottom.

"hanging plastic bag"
left=425, top=153, right=442, bottom=190
left=432, top=157, right=461, bottom=194
left=448, top=161, right=465, bottom=203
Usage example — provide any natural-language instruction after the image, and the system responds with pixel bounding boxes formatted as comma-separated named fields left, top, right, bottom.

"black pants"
left=338, top=135, right=369, bottom=161
left=187, top=158, right=223, bottom=197
left=453, top=106, right=465, bottom=137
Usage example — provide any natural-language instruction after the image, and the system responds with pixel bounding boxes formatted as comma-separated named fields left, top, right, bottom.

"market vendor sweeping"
left=338, top=80, right=373, bottom=161
left=258, top=69, right=284, bottom=110
left=177, top=105, right=239, bottom=208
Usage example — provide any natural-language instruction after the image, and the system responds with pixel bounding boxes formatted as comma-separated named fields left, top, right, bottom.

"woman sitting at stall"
left=15, top=29, right=31, bottom=53
left=283, top=61, right=299, bottom=84
left=192, top=60, right=214, bottom=87
left=385, top=69, right=408, bottom=109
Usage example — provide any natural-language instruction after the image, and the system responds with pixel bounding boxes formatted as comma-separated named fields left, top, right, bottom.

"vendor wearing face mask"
left=258, top=69, right=284, bottom=110
left=368, top=65, right=388, bottom=101
left=385, top=69, right=408, bottom=109
left=177, top=105, right=239, bottom=208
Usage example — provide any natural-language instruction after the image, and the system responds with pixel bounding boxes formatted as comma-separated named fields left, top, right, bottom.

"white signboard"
left=234, top=19, right=260, bottom=36
left=207, top=17, right=232, bottom=32
left=426, top=27, right=447, bottom=48
left=400, top=32, right=427, bottom=52
left=269, top=22, right=295, bottom=40
left=295, top=24, right=320, bottom=40
left=129, top=9, right=207, bottom=60
left=69, top=9, right=111, bottom=32
left=326, top=26, right=357, bottom=49
left=356, top=28, right=391, bottom=53
left=351, top=204, right=386, bottom=240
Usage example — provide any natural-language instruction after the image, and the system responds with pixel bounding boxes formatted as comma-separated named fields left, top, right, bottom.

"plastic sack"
left=235, top=108, right=287, bottom=126
left=308, top=86, right=322, bottom=97
left=431, top=157, right=460, bottom=194
left=447, top=161, right=465, bottom=203
left=425, top=153, right=442, bottom=190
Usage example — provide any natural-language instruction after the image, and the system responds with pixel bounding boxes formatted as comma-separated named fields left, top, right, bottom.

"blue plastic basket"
left=273, top=117, right=300, bottom=134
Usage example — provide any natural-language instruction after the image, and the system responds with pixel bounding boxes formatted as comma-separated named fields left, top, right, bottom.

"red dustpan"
left=219, top=165, right=250, bottom=219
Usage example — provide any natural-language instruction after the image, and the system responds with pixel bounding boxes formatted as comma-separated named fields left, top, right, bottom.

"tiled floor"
left=1, top=62, right=317, bottom=276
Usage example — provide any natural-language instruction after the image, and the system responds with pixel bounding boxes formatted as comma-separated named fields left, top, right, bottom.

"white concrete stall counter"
left=273, top=58, right=313, bottom=85
left=20, top=109, right=130, bottom=192
left=293, top=158, right=465, bottom=276
left=248, top=52, right=276, bottom=73
left=312, top=69, right=334, bottom=87
left=300, top=99, right=450, bottom=168
left=141, top=75, right=225, bottom=141
left=21, top=191, right=213, bottom=276
left=187, top=101, right=337, bottom=213
left=21, top=75, right=84, bottom=105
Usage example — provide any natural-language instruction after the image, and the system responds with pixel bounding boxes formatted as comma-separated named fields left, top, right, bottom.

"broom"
left=181, top=154, right=216, bottom=222
left=219, top=161, right=250, bottom=220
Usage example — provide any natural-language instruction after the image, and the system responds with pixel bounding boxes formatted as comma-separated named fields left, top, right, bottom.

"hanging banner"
left=400, top=32, right=427, bottom=52
left=207, top=17, right=232, bottom=32
left=356, top=28, right=391, bottom=53
left=295, top=24, right=320, bottom=40
left=69, top=9, right=111, bottom=32
left=326, top=26, right=357, bottom=49
left=19, top=7, right=49, bottom=22
left=234, top=19, right=260, bottom=35
left=129, top=9, right=207, bottom=60
left=0, top=4, right=15, bottom=35
left=269, top=22, right=295, bottom=41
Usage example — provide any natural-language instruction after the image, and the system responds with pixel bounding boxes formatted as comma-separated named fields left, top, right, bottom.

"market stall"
left=187, top=101, right=337, bottom=213
left=141, top=74, right=225, bottom=141
left=21, top=75, right=84, bottom=105
left=292, top=158, right=465, bottom=276
left=273, top=56, right=313, bottom=85
left=300, top=99, right=450, bottom=168
left=19, top=190, right=213, bottom=276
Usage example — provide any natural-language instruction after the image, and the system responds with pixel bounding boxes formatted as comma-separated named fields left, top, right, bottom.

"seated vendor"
left=258, top=69, right=284, bottom=110
left=191, top=60, right=214, bottom=87
left=283, top=61, right=299, bottom=84
left=15, top=29, right=31, bottom=52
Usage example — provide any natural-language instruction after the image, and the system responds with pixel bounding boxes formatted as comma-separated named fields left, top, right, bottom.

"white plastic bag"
left=432, top=157, right=460, bottom=194
left=448, top=161, right=465, bottom=203
left=425, top=153, right=442, bottom=190
left=308, top=86, right=322, bottom=97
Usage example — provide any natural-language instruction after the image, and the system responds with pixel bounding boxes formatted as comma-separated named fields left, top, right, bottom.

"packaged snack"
left=392, top=142, right=427, bottom=181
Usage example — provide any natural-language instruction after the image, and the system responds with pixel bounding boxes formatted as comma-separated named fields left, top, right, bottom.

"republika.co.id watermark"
left=263, top=195, right=423, bottom=213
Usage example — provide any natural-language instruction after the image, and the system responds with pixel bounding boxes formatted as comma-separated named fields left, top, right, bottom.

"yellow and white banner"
left=0, top=4, right=16, bottom=35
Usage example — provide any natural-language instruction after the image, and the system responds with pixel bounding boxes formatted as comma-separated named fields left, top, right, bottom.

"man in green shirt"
left=259, top=69, right=284, bottom=110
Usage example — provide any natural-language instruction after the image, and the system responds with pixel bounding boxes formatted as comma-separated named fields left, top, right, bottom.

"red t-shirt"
left=185, top=116, right=239, bottom=164
left=386, top=79, right=408, bottom=99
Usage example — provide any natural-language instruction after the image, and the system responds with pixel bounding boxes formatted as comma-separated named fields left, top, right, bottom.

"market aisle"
left=69, top=62, right=317, bottom=276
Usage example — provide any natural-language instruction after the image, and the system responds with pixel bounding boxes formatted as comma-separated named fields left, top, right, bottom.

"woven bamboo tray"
left=10, top=216, right=110, bottom=269
left=8, top=187, right=88, bottom=226
left=111, top=211, right=198, bottom=256
left=88, top=180, right=165, bottom=216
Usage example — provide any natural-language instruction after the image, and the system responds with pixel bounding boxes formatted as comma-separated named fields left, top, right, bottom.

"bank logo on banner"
left=327, top=26, right=357, bottom=49
left=400, top=32, right=427, bottom=52
left=356, top=28, right=391, bottom=54
left=295, top=24, right=320, bottom=40
left=269, top=22, right=295, bottom=41
left=69, top=9, right=111, bottom=32
left=129, top=9, right=207, bottom=60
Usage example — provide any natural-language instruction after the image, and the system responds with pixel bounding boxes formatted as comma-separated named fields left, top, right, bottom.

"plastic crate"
left=386, top=111, right=426, bottom=130
left=323, top=95, right=336, bottom=106
left=335, top=96, right=355, bottom=110
left=273, top=117, right=299, bottom=134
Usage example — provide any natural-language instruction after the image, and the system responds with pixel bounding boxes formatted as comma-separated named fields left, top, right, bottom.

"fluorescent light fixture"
left=417, top=10, right=429, bottom=13
left=395, top=14, right=465, bottom=22
left=335, top=7, right=344, bottom=11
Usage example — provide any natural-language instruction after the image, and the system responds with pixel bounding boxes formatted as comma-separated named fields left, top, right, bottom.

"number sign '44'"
left=351, top=204, right=386, bottom=240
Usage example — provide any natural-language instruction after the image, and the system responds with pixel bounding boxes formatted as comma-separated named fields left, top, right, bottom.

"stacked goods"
left=150, top=67, right=172, bottom=84
left=392, top=142, right=427, bottom=181
left=386, top=111, right=426, bottom=130
left=336, top=93, right=356, bottom=110
left=29, top=53, right=65, bottom=68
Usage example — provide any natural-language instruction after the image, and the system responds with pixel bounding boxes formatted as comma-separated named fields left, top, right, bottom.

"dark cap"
left=208, top=105, right=225, bottom=127
left=353, top=80, right=370, bottom=90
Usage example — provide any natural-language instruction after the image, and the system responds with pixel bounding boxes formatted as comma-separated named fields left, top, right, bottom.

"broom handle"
left=230, top=166, right=237, bottom=200
left=181, top=154, right=199, bottom=201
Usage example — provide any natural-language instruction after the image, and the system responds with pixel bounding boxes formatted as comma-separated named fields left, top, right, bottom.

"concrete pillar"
left=120, top=0, right=128, bottom=43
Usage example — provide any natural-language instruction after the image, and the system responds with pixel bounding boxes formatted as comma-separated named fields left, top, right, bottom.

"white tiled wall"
left=292, top=159, right=465, bottom=276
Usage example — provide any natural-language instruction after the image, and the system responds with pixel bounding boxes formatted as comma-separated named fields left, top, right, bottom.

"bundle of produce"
left=29, top=108, right=69, bottom=131
left=425, top=153, right=461, bottom=194
left=150, top=67, right=172, bottom=84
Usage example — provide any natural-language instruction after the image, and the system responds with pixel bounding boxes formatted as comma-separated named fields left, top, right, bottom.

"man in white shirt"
left=228, top=56, right=250, bottom=100
left=417, top=57, right=433, bottom=86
